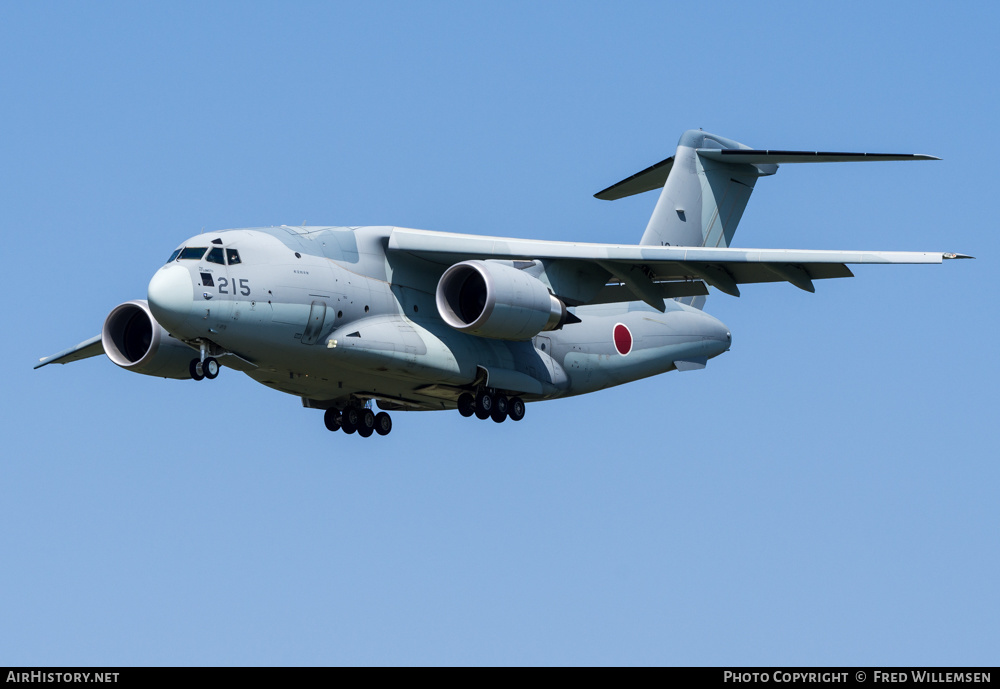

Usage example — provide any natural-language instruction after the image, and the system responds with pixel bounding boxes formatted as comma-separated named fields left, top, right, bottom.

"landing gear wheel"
left=203, top=357, right=220, bottom=379
left=475, top=391, right=493, bottom=420
left=457, top=392, right=475, bottom=418
left=491, top=394, right=508, bottom=423
left=374, top=412, right=392, bottom=436
left=358, top=409, right=376, bottom=437
left=341, top=407, right=359, bottom=435
left=189, top=358, right=205, bottom=381
left=324, top=408, right=342, bottom=432
left=508, top=397, right=525, bottom=422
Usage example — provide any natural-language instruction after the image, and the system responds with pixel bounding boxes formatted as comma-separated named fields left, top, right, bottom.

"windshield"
left=206, top=247, right=225, bottom=265
left=178, top=247, right=207, bottom=260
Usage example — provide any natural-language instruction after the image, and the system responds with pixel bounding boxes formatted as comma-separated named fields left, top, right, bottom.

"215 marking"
left=218, top=277, right=250, bottom=296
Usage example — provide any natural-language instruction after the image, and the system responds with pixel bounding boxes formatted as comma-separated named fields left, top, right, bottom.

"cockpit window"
left=166, top=249, right=182, bottom=263
left=226, top=249, right=242, bottom=265
left=206, top=247, right=225, bottom=265
left=178, top=247, right=207, bottom=260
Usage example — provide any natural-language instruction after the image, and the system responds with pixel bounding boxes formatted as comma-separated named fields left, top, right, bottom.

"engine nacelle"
left=102, top=300, right=196, bottom=379
left=435, top=260, right=567, bottom=340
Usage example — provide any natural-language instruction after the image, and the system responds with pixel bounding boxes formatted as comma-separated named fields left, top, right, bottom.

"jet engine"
left=102, top=300, right=196, bottom=379
left=435, top=260, right=568, bottom=340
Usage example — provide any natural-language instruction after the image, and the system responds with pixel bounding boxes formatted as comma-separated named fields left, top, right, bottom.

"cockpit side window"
left=206, top=247, right=225, bottom=265
left=179, top=247, right=208, bottom=260
left=226, top=249, right=242, bottom=265
left=167, top=249, right=182, bottom=263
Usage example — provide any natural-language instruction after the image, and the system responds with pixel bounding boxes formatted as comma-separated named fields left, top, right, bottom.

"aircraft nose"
left=148, top=264, right=194, bottom=333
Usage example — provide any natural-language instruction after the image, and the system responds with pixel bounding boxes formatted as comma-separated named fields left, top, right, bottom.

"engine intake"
left=102, top=300, right=196, bottom=379
left=436, top=260, right=567, bottom=340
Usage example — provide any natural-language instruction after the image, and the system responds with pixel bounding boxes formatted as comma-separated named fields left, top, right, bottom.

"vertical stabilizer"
left=596, top=130, right=937, bottom=249
left=592, top=131, right=941, bottom=308
left=639, top=130, right=768, bottom=248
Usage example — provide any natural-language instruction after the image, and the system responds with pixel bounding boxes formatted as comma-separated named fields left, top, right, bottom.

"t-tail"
left=595, top=129, right=939, bottom=307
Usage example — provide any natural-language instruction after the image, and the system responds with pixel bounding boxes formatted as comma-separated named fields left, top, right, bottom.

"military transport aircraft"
left=36, top=130, right=968, bottom=437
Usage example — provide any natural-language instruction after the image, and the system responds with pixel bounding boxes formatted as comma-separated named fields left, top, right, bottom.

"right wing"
left=387, top=227, right=969, bottom=309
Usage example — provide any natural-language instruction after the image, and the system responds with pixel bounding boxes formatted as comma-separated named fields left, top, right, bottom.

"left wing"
left=387, top=227, right=969, bottom=309
left=35, top=334, right=104, bottom=369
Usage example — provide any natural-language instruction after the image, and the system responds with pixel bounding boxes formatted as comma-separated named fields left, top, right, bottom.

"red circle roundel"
left=613, top=323, right=632, bottom=356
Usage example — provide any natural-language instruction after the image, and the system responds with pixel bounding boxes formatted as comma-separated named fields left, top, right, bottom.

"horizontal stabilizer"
left=696, top=149, right=940, bottom=164
left=594, top=156, right=674, bottom=200
left=35, top=334, right=103, bottom=369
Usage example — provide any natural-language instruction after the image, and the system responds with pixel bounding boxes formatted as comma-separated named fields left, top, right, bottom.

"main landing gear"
left=324, top=405, right=392, bottom=438
left=458, top=390, right=525, bottom=424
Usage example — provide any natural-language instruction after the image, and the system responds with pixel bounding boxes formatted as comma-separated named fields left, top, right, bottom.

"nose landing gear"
left=189, top=342, right=220, bottom=381
left=188, top=356, right=219, bottom=380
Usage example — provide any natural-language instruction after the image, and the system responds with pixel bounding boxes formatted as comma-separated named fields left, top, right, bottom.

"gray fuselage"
left=147, top=225, right=732, bottom=411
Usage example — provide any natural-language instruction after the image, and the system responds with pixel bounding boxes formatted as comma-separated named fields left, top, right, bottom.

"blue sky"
left=2, top=1, right=996, bottom=665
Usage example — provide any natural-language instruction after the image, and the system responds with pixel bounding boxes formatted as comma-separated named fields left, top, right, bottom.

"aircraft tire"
left=189, top=359, right=205, bottom=381
left=359, top=409, right=376, bottom=436
left=508, top=397, right=525, bottom=422
left=341, top=408, right=359, bottom=434
left=203, top=357, right=220, bottom=379
left=374, top=412, right=392, bottom=436
left=324, top=408, right=342, bottom=432
left=457, top=393, right=475, bottom=418
left=475, top=391, right=493, bottom=420
left=491, top=395, right=508, bottom=423
left=357, top=409, right=375, bottom=437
